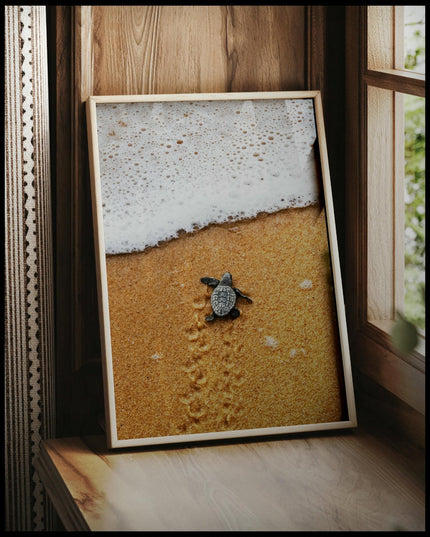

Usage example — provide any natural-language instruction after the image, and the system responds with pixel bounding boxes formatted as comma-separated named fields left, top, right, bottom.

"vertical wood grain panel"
left=220, top=5, right=305, bottom=92
left=154, top=6, right=228, bottom=93
left=88, top=5, right=306, bottom=96
left=307, top=6, right=327, bottom=101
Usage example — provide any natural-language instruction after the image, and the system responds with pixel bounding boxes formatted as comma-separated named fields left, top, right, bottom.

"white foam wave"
left=96, top=98, right=320, bottom=254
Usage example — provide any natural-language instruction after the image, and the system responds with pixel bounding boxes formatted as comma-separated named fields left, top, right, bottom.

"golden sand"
left=106, top=205, right=346, bottom=440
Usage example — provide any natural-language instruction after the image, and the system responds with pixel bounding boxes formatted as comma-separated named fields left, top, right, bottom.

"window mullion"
left=394, top=5, right=404, bottom=69
left=393, top=92, right=405, bottom=317
left=367, top=85, right=395, bottom=325
left=363, top=69, right=425, bottom=97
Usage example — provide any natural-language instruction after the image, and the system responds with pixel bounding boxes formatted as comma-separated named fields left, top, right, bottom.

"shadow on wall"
left=60, top=359, right=105, bottom=436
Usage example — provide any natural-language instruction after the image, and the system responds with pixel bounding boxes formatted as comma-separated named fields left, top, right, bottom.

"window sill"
left=368, top=318, right=425, bottom=367
left=35, top=429, right=425, bottom=531
left=352, top=322, right=425, bottom=415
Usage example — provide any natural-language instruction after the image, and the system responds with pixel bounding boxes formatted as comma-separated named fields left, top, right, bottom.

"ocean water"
left=96, top=98, right=320, bottom=255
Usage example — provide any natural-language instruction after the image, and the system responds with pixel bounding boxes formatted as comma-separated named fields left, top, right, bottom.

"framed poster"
left=86, top=91, right=357, bottom=449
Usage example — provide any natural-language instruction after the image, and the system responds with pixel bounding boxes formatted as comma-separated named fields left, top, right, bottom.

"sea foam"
left=96, top=98, right=320, bottom=255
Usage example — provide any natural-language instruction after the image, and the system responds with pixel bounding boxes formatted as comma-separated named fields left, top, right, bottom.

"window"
left=345, top=6, right=425, bottom=414
left=367, top=6, right=425, bottom=349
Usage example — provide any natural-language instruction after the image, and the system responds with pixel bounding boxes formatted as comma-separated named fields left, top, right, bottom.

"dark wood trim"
left=46, top=5, right=75, bottom=437
left=345, top=6, right=368, bottom=335
left=306, top=6, right=327, bottom=103
left=364, top=68, right=426, bottom=97
left=307, top=6, right=347, bottom=274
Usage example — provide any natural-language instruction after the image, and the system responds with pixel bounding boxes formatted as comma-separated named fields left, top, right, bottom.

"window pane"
left=404, top=93, right=425, bottom=331
left=404, top=6, right=425, bottom=74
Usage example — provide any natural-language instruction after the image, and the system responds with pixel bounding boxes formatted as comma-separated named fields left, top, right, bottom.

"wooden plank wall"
left=47, top=5, right=344, bottom=437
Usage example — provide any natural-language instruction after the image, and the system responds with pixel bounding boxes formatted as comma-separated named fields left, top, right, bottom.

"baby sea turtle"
left=200, top=272, right=252, bottom=322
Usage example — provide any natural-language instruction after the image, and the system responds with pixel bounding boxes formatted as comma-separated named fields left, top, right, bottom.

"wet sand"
left=106, top=205, right=346, bottom=440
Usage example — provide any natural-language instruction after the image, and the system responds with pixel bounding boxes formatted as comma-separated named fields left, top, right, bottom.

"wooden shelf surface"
left=35, top=430, right=425, bottom=532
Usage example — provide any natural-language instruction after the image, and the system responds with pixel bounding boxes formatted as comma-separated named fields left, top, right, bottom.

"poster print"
left=87, top=91, right=357, bottom=448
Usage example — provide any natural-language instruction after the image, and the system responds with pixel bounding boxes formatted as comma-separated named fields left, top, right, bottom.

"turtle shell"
left=211, top=285, right=236, bottom=316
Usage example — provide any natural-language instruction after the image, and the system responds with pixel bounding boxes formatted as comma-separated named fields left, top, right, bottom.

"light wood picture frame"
left=86, top=91, right=357, bottom=449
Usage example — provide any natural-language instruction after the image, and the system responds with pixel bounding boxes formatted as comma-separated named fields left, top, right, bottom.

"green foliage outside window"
left=404, top=94, right=425, bottom=331
left=403, top=10, right=425, bottom=332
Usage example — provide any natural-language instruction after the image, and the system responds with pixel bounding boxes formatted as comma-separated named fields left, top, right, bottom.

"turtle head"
left=220, top=272, right=233, bottom=286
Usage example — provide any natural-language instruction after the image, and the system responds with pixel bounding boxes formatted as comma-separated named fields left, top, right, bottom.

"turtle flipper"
left=205, top=312, right=216, bottom=322
left=201, top=277, right=220, bottom=287
left=234, top=288, right=252, bottom=302
left=230, top=308, right=240, bottom=319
